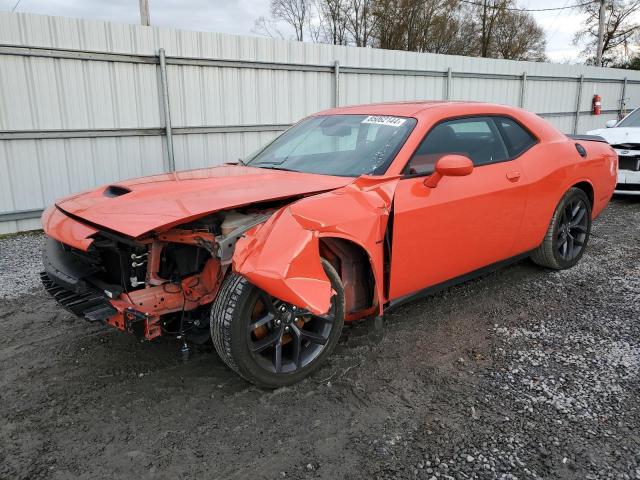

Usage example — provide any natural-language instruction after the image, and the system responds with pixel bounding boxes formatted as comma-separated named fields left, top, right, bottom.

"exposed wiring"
left=158, top=275, right=216, bottom=335
left=182, top=276, right=218, bottom=303
left=177, top=289, right=187, bottom=337
left=160, top=283, right=190, bottom=336
left=457, top=0, right=597, bottom=12
left=161, top=323, right=197, bottom=335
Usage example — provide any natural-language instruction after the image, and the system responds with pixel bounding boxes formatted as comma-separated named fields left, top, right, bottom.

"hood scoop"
left=56, top=165, right=353, bottom=238
left=103, top=185, right=131, bottom=198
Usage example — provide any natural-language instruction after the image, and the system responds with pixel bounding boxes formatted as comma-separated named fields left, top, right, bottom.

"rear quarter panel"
left=514, top=139, right=616, bottom=253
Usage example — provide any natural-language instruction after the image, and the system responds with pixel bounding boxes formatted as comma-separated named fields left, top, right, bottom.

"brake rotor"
left=250, top=299, right=306, bottom=345
left=251, top=301, right=269, bottom=339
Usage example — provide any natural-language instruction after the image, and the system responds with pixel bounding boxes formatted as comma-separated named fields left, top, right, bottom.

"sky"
left=0, top=0, right=631, bottom=63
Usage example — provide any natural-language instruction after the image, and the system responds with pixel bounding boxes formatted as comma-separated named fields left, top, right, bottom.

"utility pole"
left=596, top=0, right=606, bottom=67
left=481, top=0, right=488, bottom=57
left=139, top=0, right=150, bottom=26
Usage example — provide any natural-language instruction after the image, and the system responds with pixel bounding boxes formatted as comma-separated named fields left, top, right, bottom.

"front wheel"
left=531, top=187, right=592, bottom=270
left=210, top=259, right=344, bottom=388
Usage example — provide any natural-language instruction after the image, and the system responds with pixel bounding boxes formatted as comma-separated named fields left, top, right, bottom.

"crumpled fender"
left=233, top=176, right=399, bottom=315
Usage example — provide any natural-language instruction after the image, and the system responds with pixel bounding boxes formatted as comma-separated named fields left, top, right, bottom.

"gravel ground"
left=0, top=196, right=638, bottom=480
left=0, top=231, right=45, bottom=299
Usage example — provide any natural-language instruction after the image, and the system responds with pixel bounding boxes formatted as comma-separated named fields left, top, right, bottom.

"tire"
left=210, top=259, right=345, bottom=388
left=531, top=187, right=592, bottom=270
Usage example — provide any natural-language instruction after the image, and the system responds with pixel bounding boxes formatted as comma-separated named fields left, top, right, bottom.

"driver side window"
left=407, top=117, right=509, bottom=175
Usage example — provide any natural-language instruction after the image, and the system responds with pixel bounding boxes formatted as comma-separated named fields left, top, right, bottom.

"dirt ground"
left=1, top=197, right=639, bottom=480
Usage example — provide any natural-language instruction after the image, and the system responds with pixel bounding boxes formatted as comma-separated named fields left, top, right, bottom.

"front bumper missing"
left=42, top=236, right=223, bottom=341
left=40, top=271, right=116, bottom=321
left=41, top=270, right=160, bottom=339
left=40, top=237, right=158, bottom=338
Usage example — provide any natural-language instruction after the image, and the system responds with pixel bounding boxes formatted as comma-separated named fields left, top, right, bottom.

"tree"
left=255, top=0, right=547, bottom=63
left=477, top=0, right=509, bottom=58
left=613, top=55, right=640, bottom=69
left=271, top=0, right=311, bottom=41
left=369, top=0, right=545, bottom=60
left=315, top=0, right=349, bottom=45
left=371, top=0, right=406, bottom=50
left=491, top=9, right=547, bottom=61
left=463, top=0, right=546, bottom=61
left=252, top=16, right=286, bottom=39
left=424, top=1, right=478, bottom=55
left=574, top=0, right=640, bottom=66
left=345, top=0, right=376, bottom=47
left=372, top=0, right=472, bottom=54
left=406, top=0, right=464, bottom=53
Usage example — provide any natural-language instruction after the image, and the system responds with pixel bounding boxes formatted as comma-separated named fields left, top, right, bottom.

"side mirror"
left=423, top=155, right=474, bottom=188
left=605, top=119, right=617, bottom=128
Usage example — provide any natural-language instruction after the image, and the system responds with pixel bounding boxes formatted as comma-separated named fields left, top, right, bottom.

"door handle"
left=506, top=171, right=521, bottom=181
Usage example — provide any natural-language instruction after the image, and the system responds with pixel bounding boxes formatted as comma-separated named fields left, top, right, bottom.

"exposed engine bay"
left=42, top=206, right=277, bottom=344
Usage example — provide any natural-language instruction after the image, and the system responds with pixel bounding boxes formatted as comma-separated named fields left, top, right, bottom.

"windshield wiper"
left=252, top=165, right=299, bottom=173
left=225, top=158, right=246, bottom=166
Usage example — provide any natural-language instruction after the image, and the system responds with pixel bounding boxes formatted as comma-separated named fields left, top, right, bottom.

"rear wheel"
left=531, top=187, right=591, bottom=269
left=210, top=259, right=344, bottom=388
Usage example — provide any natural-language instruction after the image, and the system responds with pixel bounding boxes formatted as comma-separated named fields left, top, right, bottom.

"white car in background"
left=587, top=107, right=640, bottom=195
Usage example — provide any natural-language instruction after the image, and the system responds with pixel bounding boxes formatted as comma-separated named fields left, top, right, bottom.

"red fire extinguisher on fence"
left=592, top=94, right=602, bottom=115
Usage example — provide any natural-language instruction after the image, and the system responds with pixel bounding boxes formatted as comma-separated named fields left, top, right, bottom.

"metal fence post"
left=573, top=74, right=584, bottom=134
left=334, top=60, right=340, bottom=107
left=159, top=48, right=175, bottom=172
left=519, top=72, right=527, bottom=108
left=446, top=67, right=452, bottom=100
left=620, top=77, right=628, bottom=119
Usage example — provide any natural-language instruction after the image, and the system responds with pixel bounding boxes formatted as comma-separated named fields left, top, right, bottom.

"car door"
left=388, top=115, right=533, bottom=301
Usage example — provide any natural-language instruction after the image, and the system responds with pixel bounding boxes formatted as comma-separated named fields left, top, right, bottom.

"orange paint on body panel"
left=40, top=101, right=617, bottom=336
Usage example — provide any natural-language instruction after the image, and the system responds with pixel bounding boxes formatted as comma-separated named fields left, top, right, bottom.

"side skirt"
left=384, top=251, right=533, bottom=313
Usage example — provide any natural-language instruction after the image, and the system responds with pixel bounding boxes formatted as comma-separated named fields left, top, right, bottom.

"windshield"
left=246, top=114, right=417, bottom=176
left=617, top=108, right=640, bottom=128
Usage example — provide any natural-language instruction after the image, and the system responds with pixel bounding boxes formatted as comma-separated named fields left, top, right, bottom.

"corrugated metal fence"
left=1, top=12, right=639, bottom=234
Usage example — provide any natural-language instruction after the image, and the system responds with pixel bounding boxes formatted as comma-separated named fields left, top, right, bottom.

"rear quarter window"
left=496, top=117, right=537, bottom=157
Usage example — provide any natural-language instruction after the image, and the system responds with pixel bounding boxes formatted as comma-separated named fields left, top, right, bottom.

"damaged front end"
left=42, top=175, right=398, bottom=341
left=234, top=176, right=399, bottom=318
left=41, top=205, right=273, bottom=341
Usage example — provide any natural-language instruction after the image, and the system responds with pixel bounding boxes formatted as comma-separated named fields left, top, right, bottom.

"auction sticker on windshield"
left=362, top=116, right=407, bottom=127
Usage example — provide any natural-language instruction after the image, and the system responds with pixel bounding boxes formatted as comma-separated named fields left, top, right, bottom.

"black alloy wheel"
left=556, top=197, right=589, bottom=261
left=211, top=259, right=345, bottom=388
left=247, top=291, right=337, bottom=374
left=531, top=187, right=592, bottom=270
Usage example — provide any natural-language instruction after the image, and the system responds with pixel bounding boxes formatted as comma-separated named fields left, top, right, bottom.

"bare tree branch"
left=252, top=16, right=286, bottom=39
left=573, top=0, right=640, bottom=66
left=259, top=0, right=547, bottom=61
left=271, top=0, right=311, bottom=41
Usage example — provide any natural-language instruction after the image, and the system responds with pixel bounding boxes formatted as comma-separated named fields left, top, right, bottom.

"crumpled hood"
left=55, top=165, right=352, bottom=238
left=585, top=127, right=640, bottom=146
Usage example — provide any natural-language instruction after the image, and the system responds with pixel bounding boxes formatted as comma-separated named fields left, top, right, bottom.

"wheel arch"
left=571, top=180, right=594, bottom=209
left=233, top=177, right=398, bottom=316
left=318, top=236, right=378, bottom=318
left=530, top=182, right=593, bottom=270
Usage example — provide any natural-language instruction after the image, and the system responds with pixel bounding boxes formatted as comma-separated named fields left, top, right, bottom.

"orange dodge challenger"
left=41, top=102, right=617, bottom=387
